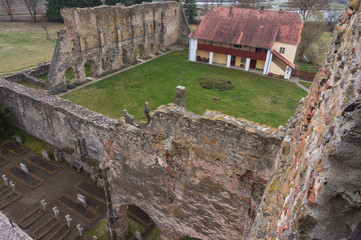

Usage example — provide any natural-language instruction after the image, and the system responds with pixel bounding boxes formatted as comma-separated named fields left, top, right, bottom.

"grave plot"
left=45, top=223, right=72, bottom=240
left=2, top=141, right=27, bottom=156
left=31, top=217, right=60, bottom=239
left=0, top=185, right=11, bottom=196
left=18, top=206, right=46, bottom=229
left=7, top=166, right=44, bottom=188
left=56, top=193, right=100, bottom=224
left=73, top=180, right=106, bottom=204
left=26, top=155, right=59, bottom=175
left=0, top=155, right=10, bottom=167
left=0, top=191, right=22, bottom=209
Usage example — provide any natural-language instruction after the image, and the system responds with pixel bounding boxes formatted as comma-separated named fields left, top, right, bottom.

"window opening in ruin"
left=136, top=45, right=146, bottom=58
left=125, top=204, right=160, bottom=238
left=85, top=60, right=96, bottom=77
left=122, top=48, right=130, bottom=64
left=65, top=67, right=75, bottom=82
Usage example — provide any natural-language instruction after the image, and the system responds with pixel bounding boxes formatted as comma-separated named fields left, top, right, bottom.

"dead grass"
left=0, top=22, right=64, bottom=73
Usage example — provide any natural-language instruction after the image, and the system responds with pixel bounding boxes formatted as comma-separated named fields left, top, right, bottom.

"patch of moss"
left=199, top=77, right=235, bottom=91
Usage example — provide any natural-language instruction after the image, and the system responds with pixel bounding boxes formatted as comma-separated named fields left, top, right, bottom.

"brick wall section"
left=250, top=1, right=361, bottom=239
left=0, top=78, right=283, bottom=239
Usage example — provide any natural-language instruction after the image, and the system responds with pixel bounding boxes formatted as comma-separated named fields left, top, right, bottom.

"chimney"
left=228, top=6, right=233, bottom=18
left=260, top=6, right=264, bottom=13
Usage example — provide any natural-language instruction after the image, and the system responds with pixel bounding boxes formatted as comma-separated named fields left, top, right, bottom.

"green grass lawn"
left=299, top=81, right=312, bottom=89
left=62, top=50, right=307, bottom=127
left=0, top=22, right=64, bottom=73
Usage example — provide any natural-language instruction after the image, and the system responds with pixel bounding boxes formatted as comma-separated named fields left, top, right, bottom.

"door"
left=231, top=56, right=236, bottom=66
left=250, top=59, right=257, bottom=69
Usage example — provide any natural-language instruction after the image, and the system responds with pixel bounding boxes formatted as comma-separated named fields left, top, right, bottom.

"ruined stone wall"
left=47, top=2, right=190, bottom=93
left=250, top=1, right=361, bottom=239
left=0, top=78, right=283, bottom=239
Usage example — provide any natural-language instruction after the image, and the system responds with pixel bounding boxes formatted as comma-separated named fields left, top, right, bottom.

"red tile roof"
left=189, top=7, right=303, bottom=49
left=271, top=49, right=295, bottom=69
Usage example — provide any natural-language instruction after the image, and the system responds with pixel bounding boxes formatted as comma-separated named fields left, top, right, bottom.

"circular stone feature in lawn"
left=199, top=77, right=235, bottom=91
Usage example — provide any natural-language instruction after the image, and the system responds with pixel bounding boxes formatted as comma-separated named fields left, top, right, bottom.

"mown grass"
left=299, top=81, right=312, bottom=89
left=19, top=81, right=44, bottom=90
left=63, top=50, right=307, bottom=127
left=0, top=22, right=64, bottom=73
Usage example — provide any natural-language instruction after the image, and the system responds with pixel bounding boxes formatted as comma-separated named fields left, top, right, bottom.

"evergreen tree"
left=46, top=0, right=103, bottom=22
left=183, top=0, right=197, bottom=24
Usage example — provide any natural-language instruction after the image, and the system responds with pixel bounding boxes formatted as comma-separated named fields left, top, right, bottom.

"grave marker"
left=40, top=199, right=47, bottom=211
left=20, top=163, right=29, bottom=175
left=52, top=207, right=59, bottom=218
left=135, top=231, right=143, bottom=240
left=41, top=149, right=50, bottom=161
left=76, top=224, right=83, bottom=236
left=97, top=178, right=105, bottom=189
left=88, top=145, right=98, bottom=154
left=2, top=175, right=8, bottom=186
left=14, top=135, right=23, bottom=145
left=77, top=193, right=87, bottom=208
left=9, top=181, right=15, bottom=192
left=65, top=214, right=72, bottom=228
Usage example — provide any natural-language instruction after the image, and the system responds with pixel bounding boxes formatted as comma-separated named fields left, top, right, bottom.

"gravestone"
left=2, top=175, right=8, bottom=186
left=20, top=163, right=29, bottom=175
left=14, top=135, right=23, bottom=145
left=41, top=149, right=50, bottom=161
left=76, top=224, right=83, bottom=236
left=135, top=231, right=143, bottom=240
left=174, top=86, right=186, bottom=108
left=65, top=214, right=72, bottom=228
left=97, top=178, right=105, bottom=189
left=9, top=181, right=15, bottom=192
left=77, top=193, right=87, bottom=208
left=88, top=145, right=98, bottom=154
left=40, top=199, right=47, bottom=211
left=52, top=207, right=59, bottom=218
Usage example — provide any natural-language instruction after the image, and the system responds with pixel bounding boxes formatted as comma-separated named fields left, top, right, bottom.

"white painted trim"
left=226, top=55, right=231, bottom=67
left=188, top=38, right=198, bottom=62
left=266, top=53, right=273, bottom=75
left=209, top=52, right=213, bottom=64
left=263, top=50, right=272, bottom=75
left=245, top=58, right=250, bottom=71
left=284, top=66, right=292, bottom=79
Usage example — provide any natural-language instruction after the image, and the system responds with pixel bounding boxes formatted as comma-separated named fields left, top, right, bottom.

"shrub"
left=199, top=77, right=235, bottom=91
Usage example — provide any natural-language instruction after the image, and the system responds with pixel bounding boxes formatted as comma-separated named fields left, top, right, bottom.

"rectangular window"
left=233, top=44, right=241, bottom=48
left=280, top=47, right=285, bottom=54
left=241, top=57, right=246, bottom=63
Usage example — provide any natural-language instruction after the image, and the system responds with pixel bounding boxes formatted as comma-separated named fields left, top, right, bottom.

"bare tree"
left=233, top=0, right=260, bottom=8
left=325, top=9, right=342, bottom=31
left=24, top=0, right=40, bottom=21
left=0, top=0, right=15, bottom=21
left=298, top=21, right=326, bottom=60
left=289, top=0, right=329, bottom=20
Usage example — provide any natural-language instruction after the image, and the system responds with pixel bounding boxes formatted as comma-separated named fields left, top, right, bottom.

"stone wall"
left=46, top=2, right=190, bottom=93
left=250, top=1, right=361, bottom=239
left=0, top=78, right=283, bottom=239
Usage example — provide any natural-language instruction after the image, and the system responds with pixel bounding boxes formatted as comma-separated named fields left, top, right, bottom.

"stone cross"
left=77, top=193, right=87, bottom=208
left=174, top=86, right=186, bottom=108
left=52, top=207, right=59, bottom=218
left=76, top=224, right=84, bottom=236
left=9, top=181, right=15, bottom=192
left=135, top=231, right=143, bottom=240
left=41, top=149, right=50, bottom=161
left=20, top=163, right=29, bottom=175
left=14, top=135, right=23, bottom=145
left=65, top=214, right=72, bottom=228
left=2, top=175, right=8, bottom=186
left=123, top=109, right=138, bottom=127
left=40, top=199, right=47, bottom=211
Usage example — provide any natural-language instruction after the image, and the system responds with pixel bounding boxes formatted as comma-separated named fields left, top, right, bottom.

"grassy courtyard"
left=62, top=50, right=307, bottom=127
left=0, top=22, right=63, bottom=74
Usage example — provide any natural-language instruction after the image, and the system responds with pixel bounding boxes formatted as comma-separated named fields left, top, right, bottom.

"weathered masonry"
left=47, top=2, right=189, bottom=93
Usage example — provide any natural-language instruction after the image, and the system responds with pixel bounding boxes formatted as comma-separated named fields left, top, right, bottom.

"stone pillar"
left=284, top=66, right=292, bottom=79
left=226, top=55, right=231, bottom=67
left=263, top=49, right=272, bottom=75
left=188, top=38, right=198, bottom=61
left=245, top=58, right=251, bottom=71
left=209, top=52, right=213, bottom=64
left=174, top=86, right=186, bottom=108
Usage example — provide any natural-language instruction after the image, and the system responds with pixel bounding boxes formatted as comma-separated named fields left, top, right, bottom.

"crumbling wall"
left=250, top=1, right=361, bottom=239
left=46, top=2, right=190, bottom=93
left=0, top=78, right=283, bottom=239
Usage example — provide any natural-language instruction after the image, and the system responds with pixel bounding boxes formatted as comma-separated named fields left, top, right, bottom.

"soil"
left=0, top=185, right=10, bottom=196
left=0, top=191, right=22, bottom=209
left=57, top=194, right=100, bottom=224
left=32, top=217, right=59, bottom=239
left=26, top=155, right=58, bottom=174
left=74, top=180, right=106, bottom=204
left=19, top=206, right=46, bottom=229
left=7, top=166, right=44, bottom=188
left=46, top=223, right=72, bottom=240
left=3, top=142, right=27, bottom=155
left=0, top=156, right=10, bottom=167
left=127, top=205, right=154, bottom=227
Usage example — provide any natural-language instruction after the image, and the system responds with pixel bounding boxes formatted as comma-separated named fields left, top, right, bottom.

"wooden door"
left=231, top=56, right=236, bottom=66
left=250, top=59, right=257, bottom=69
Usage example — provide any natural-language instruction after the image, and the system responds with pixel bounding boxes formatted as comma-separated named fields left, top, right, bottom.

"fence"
left=291, top=69, right=316, bottom=81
